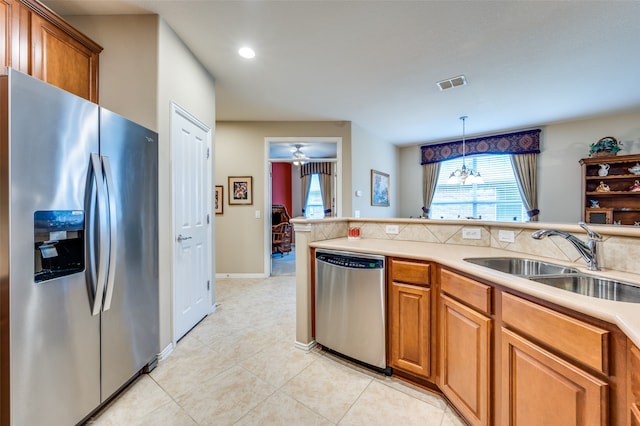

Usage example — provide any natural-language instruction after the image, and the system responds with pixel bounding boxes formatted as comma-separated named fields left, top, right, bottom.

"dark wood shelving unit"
left=580, top=154, right=640, bottom=225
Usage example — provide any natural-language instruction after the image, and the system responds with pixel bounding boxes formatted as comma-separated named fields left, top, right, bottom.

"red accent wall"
left=272, top=162, right=292, bottom=217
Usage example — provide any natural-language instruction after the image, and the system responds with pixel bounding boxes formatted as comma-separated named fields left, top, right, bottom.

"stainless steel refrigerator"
left=0, top=68, right=159, bottom=425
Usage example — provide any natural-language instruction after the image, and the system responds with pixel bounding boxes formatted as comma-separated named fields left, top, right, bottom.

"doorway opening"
left=264, top=137, right=342, bottom=276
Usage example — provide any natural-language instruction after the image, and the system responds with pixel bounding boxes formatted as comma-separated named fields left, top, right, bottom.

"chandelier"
left=447, top=116, right=483, bottom=185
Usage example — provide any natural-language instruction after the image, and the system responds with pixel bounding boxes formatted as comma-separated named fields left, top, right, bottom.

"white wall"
left=398, top=145, right=424, bottom=218
left=66, top=15, right=158, bottom=130
left=398, top=110, right=640, bottom=223
left=351, top=123, right=400, bottom=218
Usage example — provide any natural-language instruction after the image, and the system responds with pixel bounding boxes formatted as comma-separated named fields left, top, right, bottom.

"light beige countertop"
left=310, top=237, right=640, bottom=348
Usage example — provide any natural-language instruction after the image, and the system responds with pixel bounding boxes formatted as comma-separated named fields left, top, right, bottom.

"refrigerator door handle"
left=102, top=155, right=118, bottom=311
left=90, top=153, right=108, bottom=316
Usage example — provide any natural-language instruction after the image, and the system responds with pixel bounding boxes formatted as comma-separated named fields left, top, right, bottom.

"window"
left=430, top=155, right=527, bottom=222
left=305, top=174, right=325, bottom=219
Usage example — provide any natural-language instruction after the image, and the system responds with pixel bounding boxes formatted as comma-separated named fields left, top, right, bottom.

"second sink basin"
left=529, top=275, right=640, bottom=303
left=464, top=257, right=579, bottom=277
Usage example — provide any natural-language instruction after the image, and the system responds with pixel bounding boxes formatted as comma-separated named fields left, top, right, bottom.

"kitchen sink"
left=529, top=275, right=640, bottom=303
left=464, top=257, right=579, bottom=277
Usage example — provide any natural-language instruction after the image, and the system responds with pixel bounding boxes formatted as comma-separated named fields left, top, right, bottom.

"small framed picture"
left=214, top=185, right=224, bottom=214
left=228, top=176, right=253, bottom=205
left=371, top=169, right=390, bottom=206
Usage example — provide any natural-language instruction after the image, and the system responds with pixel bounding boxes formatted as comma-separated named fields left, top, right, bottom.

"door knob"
left=177, top=234, right=192, bottom=242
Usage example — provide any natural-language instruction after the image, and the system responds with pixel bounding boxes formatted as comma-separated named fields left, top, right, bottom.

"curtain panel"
left=422, top=163, right=440, bottom=217
left=421, top=129, right=541, bottom=165
left=510, top=153, right=539, bottom=221
left=301, top=175, right=311, bottom=215
left=320, top=173, right=333, bottom=216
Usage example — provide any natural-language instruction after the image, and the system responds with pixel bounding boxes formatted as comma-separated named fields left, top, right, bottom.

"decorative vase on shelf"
left=598, top=164, right=610, bottom=176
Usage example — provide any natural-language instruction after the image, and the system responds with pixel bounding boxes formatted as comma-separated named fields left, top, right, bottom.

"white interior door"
left=172, top=103, right=212, bottom=341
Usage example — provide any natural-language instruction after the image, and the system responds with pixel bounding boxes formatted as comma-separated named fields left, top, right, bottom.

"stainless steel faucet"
left=531, top=222, right=602, bottom=271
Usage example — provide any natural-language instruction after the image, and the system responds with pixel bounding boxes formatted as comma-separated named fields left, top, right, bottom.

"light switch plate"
left=499, top=230, right=515, bottom=243
left=385, top=224, right=399, bottom=234
left=462, top=227, right=482, bottom=240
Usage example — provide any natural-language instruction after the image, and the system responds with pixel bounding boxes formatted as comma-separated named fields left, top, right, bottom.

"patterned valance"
left=421, top=129, right=541, bottom=165
left=300, top=161, right=332, bottom=177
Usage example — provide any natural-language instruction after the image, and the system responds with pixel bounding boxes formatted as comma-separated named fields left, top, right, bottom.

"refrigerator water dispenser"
left=34, top=210, right=85, bottom=282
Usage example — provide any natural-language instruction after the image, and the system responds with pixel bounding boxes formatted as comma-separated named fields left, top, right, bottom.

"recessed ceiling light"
left=238, top=47, right=256, bottom=59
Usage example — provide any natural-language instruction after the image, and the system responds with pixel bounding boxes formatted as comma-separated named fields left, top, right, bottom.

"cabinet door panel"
left=31, top=13, right=98, bottom=101
left=439, top=294, right=491, bottom=426
left=632, top=404, right=640, bottom=426
left=502, top=328, right=608, bottom=426
left=3, top=0, right=29, bottom=72
left=389, top=281, right=430, bottom=378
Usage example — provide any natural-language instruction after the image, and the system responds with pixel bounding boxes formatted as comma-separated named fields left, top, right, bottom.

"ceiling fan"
left=290, top=144, right=309, bottom=166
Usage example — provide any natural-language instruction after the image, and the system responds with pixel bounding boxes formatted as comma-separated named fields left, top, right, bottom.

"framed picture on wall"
left=229, top=176, right=253, bottom=205
left=215, top=185, right=224, bottom=214
left=371, top=169, right=390, bottom=206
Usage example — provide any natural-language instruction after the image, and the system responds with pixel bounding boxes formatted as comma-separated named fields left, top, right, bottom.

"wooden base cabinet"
left=629, top=341, right=640, bottom=426
left=388, top=258, right=432, bottom=379
left=439, top=294, right=491, bottom=426
left=501, top=328, right=608, bottom=426
left=438, top=268, right=493, bottom=426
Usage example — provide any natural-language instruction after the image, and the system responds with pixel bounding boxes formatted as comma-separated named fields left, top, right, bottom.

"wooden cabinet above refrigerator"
left=1, top=0, right=102, bottom=102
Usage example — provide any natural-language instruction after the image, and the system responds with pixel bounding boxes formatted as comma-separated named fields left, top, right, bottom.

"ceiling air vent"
left=436, top=75, right=467, bottom=91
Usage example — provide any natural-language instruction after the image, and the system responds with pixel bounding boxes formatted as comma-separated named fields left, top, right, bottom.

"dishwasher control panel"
left=316, top=250, right=384, bottom=269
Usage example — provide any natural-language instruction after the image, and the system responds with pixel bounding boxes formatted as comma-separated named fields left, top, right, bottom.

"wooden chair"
left=272, top=222, right=292, bottom=255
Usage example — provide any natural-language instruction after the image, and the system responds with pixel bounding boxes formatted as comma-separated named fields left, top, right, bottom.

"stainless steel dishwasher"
left=315, top=249, right=391, bottom=375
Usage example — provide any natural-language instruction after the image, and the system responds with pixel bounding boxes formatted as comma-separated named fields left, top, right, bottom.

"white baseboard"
left=295, top=340, right=317, bottom=351
left=215, top=273, right=268, bottom=279
left=158, top=343, right=174, bottom=362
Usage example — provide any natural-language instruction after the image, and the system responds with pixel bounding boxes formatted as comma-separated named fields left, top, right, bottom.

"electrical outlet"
left=385, top=225, right=399, bottom=234
left=462, top=227, right=482, bottom=240
left=499, top=230, right=515, bottom=243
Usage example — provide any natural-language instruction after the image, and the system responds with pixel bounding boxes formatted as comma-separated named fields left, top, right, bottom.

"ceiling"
left=43, top=0, right=640, bottom=146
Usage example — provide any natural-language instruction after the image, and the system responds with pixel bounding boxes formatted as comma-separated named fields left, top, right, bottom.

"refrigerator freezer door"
left=99, top=108, right=159, bottom=400
left=6, top=70, right=101, bottom=425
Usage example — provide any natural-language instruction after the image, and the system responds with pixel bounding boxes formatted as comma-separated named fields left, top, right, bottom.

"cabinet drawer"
left=441, top=268, right=492, bottom=314
left=390, top=258, right=430, bottom=286
left=501, top=292, right=609, bottom=374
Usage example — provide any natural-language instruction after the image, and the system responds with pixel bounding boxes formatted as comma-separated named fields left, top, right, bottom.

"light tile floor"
left=86, top=276, right=465, bottom=425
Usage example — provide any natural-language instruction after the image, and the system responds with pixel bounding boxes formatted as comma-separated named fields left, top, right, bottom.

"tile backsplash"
left=300, top=219, right=640, bottom=275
